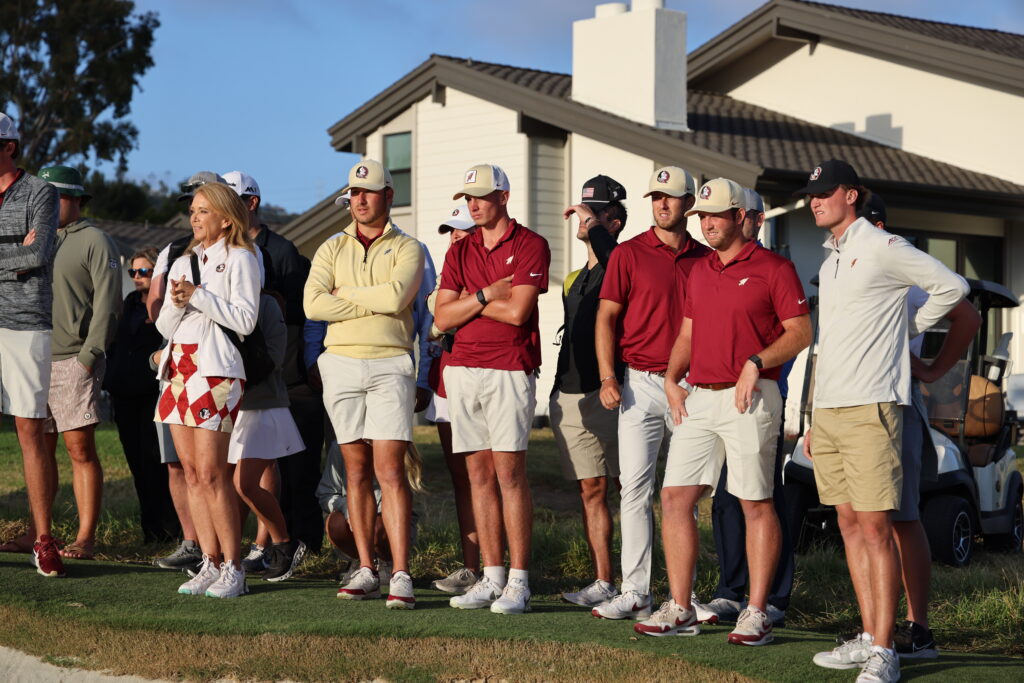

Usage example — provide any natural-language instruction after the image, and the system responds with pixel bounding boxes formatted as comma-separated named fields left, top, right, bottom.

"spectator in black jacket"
left=105, top=247, right=179, bottom=543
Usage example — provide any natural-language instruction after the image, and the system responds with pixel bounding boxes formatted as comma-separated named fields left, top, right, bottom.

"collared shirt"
left=815, top=217, right=968, bottom=409
left=0, top=169, right=25, bottom=208
left=599, top=227, right=709, bottom=373
left=438, top=219, right=551, bottom=372
left=685, top=240, right=808, bottom=384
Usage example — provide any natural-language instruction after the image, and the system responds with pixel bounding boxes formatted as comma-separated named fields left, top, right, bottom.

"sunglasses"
left=128, top=268, right=153, bottom=277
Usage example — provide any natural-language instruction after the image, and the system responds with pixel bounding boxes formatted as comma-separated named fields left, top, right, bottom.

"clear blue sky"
left=115, top=0, right=1023, bottom=214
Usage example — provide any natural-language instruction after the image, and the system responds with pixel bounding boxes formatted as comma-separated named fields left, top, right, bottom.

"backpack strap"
left=190, top=253, right=201, bottom=286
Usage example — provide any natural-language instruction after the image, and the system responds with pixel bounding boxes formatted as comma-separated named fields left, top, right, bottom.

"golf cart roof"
left=966, top=279, right=1019, bottom=309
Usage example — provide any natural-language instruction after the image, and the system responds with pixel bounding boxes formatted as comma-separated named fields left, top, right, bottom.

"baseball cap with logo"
left=793, top=159, right=860, bottom=196
left=438, top=205, right=477, bottom=234
left=222, top=170, right=261, bottom=198
left=744, top=188, right=765, bottom=214
left=39, top=165, right=92, bottom=202
left=453, top=164, right=510, bottom=200
left=0, top=113, right=19, bottom=141
left=860, top=192, right=887, bottom=225
left=685, top=178, right=746, bottom=216
left=581, top=175, right=626, bottom=208
left=643, top=166, right=696, bottom=199
left=178, top=171, right=227, bottom=201
left=333, top=190, right=352, bottom=208
left=348, top=159, right=392, bottom=192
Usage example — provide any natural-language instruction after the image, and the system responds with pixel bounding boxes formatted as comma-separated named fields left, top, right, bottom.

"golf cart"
left=783, top=279, right=1024, bottom=567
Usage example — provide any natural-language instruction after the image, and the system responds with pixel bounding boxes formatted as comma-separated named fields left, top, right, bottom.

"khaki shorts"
left=811, top=403, right=903, bottom=512
left=319, top=352, right=415, bottom=444
left=664, top=379, right=782, bottom=501
left=44, top=356, right=105, bottom=433
left=0, top=328, right=51, bottom=419
left=550, top=389, right=618, bottom=480
left=444, top=365, right=536, bottom=453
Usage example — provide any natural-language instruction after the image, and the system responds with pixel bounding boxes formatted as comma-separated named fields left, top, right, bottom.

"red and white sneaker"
left=386, top=571, right=416, bottom=609
left=691, top=592, right=720, bottom=625
left=634, top=599, right=700, bottom=637
left=337, top=566, right=381, bottom=599
left=33, top=535, right=66, bottom=578
left=728, top=607, right=774, bottom=646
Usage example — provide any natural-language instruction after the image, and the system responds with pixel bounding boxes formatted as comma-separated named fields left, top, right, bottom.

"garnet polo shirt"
left=599, top=227, right=709, bottom=373
left=439, top=219, right=551, bottom=372
left=685, top=240, right=809, bottom=384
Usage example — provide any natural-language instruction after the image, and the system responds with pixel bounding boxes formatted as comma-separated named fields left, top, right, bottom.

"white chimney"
left=572, top=1, right=688, bottom=131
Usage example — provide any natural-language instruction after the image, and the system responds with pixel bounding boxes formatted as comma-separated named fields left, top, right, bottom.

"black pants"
left=278, top=386, right=327, bottom=552
left=711, top=400, right=794, bottom=611
left=113, top=394, right=180, bottom=544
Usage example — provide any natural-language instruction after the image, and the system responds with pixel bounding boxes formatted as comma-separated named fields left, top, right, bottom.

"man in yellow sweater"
left=303, top=159, right=424, bottom=609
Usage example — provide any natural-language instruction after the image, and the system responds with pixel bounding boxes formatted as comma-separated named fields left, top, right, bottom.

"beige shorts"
left=664, top=379, right=782, bottom=501
left=811, top=403, right=903, bottom=512
left=444, top=365, right=536, bottom=453
left=319, top=352, right=415, bottom=444
left=550, top=389, right=618, bottom=480
left=44, top=356, right=105, bottom=433
left=0, top=328, right=51, bottom=419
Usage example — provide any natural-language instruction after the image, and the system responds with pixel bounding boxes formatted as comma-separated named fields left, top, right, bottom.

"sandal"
left=59, top=542, right=95, bottom=560
left=0, top=532, right=36, bottom=554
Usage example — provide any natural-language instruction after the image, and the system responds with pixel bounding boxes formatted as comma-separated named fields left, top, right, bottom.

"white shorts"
left=443, top=365, right=536, bottom=453
left=425, top=393, right=449, bottom=423
left=319, top=352, right=415, bottom=444
left=0, top=328, right=51, bottom=419
left=664, top=379, right=782, bottom=501
left=227, top=407, right=306, bottom=465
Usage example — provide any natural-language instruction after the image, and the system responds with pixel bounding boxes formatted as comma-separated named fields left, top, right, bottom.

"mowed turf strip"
left=1, top=556, right=1021, bottom=682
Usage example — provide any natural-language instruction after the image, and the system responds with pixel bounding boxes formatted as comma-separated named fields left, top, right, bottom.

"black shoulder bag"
left=189, top=254, right=274, bottom=386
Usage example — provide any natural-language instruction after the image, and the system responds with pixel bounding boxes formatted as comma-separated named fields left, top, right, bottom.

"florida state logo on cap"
left=810, top=166, right=822, bottom=181
left=699, top=185, right=712, bottom=199
left=657, top=170, right=670, bottom=183
left=465, top=169, right=477, bottom=184
left=452, top=208, right=461, bottom=216
left=356, top=165, right=369, bottom=179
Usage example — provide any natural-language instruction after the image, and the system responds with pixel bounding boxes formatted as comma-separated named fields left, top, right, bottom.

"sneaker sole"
left=812, top=655, right=865, bottom=670
left=205, top=587, right=250, bottom=598
left=337, top=589, right=381, bottom=600
left=695, top=614, right=720, bottom=625
left=265, top=543, right=307, bottom=583
left=728, top=632, right=774, bottom=646
left=635, top=624, right=700, bottom=637
left=450, top=599, right=495, bottom=609
left=490, top=603, right=531, bottom=614
left=36, top=567, right=66, bottom=578
left=432, top=582, right=476, bottom=594
left=386, top=597, right=416, bottom=609
left=591, top=609, right=653, bottom=620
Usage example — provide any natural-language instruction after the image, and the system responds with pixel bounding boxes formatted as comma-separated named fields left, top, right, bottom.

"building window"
left=384, top=132, right=412, bottom=207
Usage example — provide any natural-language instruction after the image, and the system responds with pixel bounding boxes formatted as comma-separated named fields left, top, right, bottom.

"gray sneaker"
left=856, top=648, right=901, bottom=683
left=241, top=544, right=269, bottom=573
left=814, top=634, right=874, bottom=670
left=155, top=540, right=201, bottom=570
left=703, top=597, right=742, bottom=622
left=562, top=580, right=618, bottom=607
left=433, top=567, right=479, bottom=594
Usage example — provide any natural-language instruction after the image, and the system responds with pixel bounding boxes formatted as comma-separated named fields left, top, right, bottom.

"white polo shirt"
left=815, top=218, right=967, bottom=409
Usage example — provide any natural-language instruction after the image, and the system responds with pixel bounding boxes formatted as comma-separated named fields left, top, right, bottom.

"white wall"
left=726, top=41, right=1024, bottom=185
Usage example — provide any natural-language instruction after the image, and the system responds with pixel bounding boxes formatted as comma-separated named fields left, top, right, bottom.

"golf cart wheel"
left=922, top=495, right=975, bottom=567
left=985, top=489, right=1023, bottom=553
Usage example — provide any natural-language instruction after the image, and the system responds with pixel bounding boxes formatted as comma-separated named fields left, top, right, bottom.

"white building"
left=282, top=0, right=1024, bottom=414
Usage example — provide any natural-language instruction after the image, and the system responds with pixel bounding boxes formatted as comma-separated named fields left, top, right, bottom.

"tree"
left=82, top=170, right=180, bottom=224
left=0, top=0, right=158, bottom=172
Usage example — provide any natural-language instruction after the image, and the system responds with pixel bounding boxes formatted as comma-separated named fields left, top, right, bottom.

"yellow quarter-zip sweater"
left=303, top=220, right=425, bottom=359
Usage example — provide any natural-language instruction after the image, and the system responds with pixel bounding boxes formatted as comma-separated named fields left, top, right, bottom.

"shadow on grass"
left=902, top=654, right=1024, bottom=680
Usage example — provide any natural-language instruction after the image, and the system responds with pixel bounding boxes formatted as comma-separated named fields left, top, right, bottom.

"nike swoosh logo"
left=798, top=298, right=807, bottom=304
left=530, top=272, right=542, bottom=277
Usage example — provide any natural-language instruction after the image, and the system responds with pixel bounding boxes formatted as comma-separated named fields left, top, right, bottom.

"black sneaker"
left=894, top=620, right=938, bottom=659
left=264, top=539, right=306, bottom=582
left=835, top=630, right=860, bottom=646
left=154, top=540, right=202, bottom=570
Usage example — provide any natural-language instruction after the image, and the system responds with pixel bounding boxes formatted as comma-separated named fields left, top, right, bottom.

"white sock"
left=483, top=566, right=506, bottom=587
left=862, top=632, right=874, bottom=643
left=508, top=568, right=529, bottom=585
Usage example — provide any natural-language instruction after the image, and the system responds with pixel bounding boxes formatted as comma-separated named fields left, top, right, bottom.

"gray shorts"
left=157, top=420, right=180, bottom=464
left=893, top=400, right=925, bottom=522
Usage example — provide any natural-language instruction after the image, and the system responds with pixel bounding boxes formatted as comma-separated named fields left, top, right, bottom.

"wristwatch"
left=476, top=289, right=488, bottom=306
left=748, top=354, right=764, bottom=370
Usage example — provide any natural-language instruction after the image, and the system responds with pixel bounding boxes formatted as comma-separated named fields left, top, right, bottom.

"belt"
left=628, top=366, right=666, bottom=378
left=693, top=382, right=736, bottom=391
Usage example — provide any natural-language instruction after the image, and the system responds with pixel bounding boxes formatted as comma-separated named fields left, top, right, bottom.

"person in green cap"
left=37, top=165, right=122, bottom=560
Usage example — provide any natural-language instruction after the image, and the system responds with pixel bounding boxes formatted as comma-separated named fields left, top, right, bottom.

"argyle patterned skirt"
left=154, top=344, right=243, bottom=433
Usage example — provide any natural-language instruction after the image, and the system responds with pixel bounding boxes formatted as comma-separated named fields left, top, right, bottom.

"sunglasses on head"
left=128, top=268, right=153, bottom=277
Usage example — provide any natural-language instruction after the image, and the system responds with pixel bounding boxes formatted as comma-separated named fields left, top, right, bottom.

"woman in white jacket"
left=154, top=182, right=260, bottom=599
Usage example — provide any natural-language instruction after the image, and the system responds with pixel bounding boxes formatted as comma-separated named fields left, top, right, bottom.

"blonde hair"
left=187, top=183, right=255, bottom=255
left=405, top=442, right=424, bottom=492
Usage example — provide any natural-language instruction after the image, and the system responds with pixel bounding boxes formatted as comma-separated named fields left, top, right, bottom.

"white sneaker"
left=177, top=556, right=219, bottom=595
left=337, top=566, right=381, bottom=600
left=432, top=567, right=479, bottom=594
left=205, top=562, right=248, bottom=598
left=728, top=607, right=774, bottom=646
left=703, top=597, right=742, bottom=622
left=490, top=579, right=531, bottom=614
left=634, top=599, right=700, bottom=637
left=814, top=633, right=874, bottom=670
left=386, top=570, right=416, bottom=610
left=691, top=593, right=719, bottom=624
left=563, top=580, right=618, bottom=607
left=591, top=590, right=653, bottom=620
left=450, top=576, right=502, bottom=610
left=856, top=647, right=901, bottom=683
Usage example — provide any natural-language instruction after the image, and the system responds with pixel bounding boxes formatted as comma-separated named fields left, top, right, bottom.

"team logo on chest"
left=851, top=258, right=858, bottom=268
left=738, top=277, right=749, bottom=286
left=216, top=263, right=226, bottom=273
left=506, top=255, right=514, bottom=265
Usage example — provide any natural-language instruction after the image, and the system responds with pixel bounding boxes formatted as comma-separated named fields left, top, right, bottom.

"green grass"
left=0, top=419, right=1022, bottom=681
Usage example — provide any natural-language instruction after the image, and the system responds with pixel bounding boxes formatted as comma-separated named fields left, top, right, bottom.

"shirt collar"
left=823, top=216, right=870, bottom=252
left=469, top=219, right=520, bottom=251
left=642, top=226, right=699, bottom=256
left=707, top=239, right=759, bottom=271
left=194, top=236, right=228, bottom=261
left=343, top=219, right=396, bottom=241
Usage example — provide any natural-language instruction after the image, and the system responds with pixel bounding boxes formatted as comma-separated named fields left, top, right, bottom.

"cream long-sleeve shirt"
left=303, top=220, right=424, bottom=359
left=814, top=218, right=968, bottom=409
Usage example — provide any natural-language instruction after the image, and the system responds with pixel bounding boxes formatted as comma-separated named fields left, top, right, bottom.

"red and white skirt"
left=154, top=344, right=243, bottom=433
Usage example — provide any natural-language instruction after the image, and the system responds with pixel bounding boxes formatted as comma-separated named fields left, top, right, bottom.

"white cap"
left=685, top=178, right=746, bottom=216
left=222, top=171, right=261, bottom=197
left=644, top=166, right=697, bottom=198
left=0, top=113, right=20, bottom=140
left=744, top=188, right=764, bottom=213
left=348, top=159, right=392, bottom=192
left=438, top=205, right=476, bottom=233
left=453, top=164, right=510, bottom=200
left=333, top=190, right=352, bottom=207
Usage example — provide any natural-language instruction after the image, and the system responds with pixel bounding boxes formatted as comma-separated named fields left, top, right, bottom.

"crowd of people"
left=0, top=109, right=977, bottom=683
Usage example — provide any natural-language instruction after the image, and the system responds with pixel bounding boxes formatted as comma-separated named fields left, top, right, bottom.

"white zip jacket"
left=815, top=218, right=968, bottom=409
left=156, top=238, right=260, bottom=380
